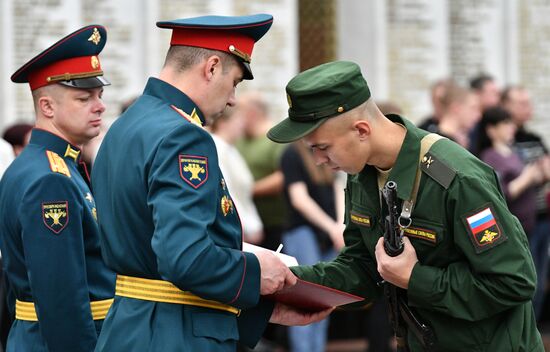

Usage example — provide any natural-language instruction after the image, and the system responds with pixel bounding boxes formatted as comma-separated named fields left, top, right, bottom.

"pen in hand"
left=275, top=244, right=283, bottom=254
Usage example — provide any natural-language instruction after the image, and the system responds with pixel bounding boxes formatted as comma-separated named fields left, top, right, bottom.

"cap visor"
left=241, top=62, right=253, bottom=80
left=267, top=117, right=329, bottom=143
left=58, top=76, right=111, bottom=89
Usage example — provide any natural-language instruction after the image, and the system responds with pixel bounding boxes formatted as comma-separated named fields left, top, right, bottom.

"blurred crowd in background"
left=1, top=72, right=550, bottom=352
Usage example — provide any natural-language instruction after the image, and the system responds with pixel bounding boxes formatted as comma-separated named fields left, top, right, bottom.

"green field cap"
left=268, top=61, right=370, bottom=143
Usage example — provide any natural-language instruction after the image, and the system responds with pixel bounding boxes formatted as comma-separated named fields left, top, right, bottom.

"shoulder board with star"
left=420, top=151, right=455, bottom=189
left=45, top=150, right=71, bottom=177
left=170, top=105, right=203, bottom=128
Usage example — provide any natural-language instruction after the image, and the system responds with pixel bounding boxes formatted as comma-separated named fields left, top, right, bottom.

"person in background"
left=435, top=84, right=481, bottom=149
left=418, top=78, right=455, bottom=133
left=236, top=92, right=288, bottom=251
left=502, top=85, right=550, bottom=321
left=0, top=140, right=13, bottom=180
left=267, top=60, right=543, bottom=351
left=2, top=123, right=33, bottom=158
left=0, top=137, right=14, bottom=351
left=211, top=106, right=264, bottom=244
left=470, top=74, right=501, bottom=111
left=477, top=107, right=544, bottom=238
left=468, top=74, right=501, bottom=156
left=234, top=92, right=290, bottom=351
left=91, top=15, right=328, bottom=351
left=280, top=141, right=345, bottom=352
left=0, top=25, right=115, bottom=351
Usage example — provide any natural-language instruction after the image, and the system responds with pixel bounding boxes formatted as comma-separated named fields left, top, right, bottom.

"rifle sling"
left=400, top=133, right=445, bottom=222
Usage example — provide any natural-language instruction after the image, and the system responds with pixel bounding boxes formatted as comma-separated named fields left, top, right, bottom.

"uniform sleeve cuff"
left=407, top=263, right=439, bottom=307
left=231, top=251, right=261, bottom=308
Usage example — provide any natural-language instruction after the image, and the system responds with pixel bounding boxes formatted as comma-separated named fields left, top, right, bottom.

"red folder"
left=267, top=279, right=364, bottom=311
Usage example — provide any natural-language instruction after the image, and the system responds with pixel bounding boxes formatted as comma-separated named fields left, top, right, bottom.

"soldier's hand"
left=375, top=236, right=418, bottom=289
left=269, top=302, right=334, bottom=326
left=255, top=251, right=297, bottom=295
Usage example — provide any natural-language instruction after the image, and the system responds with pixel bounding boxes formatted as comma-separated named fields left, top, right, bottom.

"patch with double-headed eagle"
left=179, top=155, right=208, bottom=189
left=463, top=204, right=507, bottom=253
left=42, top=201, right=69, bottom=234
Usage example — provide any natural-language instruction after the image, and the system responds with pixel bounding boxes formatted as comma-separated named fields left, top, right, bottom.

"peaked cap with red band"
left=157, top=14, right=273, bottom=80
left=11, top=25, right=110, bottom=90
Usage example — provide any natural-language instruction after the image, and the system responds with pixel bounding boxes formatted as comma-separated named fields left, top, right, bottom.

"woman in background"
left=477, top=106, right=544, bottom=237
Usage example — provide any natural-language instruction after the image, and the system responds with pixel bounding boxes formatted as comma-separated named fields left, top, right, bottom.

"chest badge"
left=179, top=155, right=208, bottom=189
left=85, top=192, right=94, bottom=203
left=221, top=195, right=234, bottom=216
left=42, top=201, right=69, bottom=234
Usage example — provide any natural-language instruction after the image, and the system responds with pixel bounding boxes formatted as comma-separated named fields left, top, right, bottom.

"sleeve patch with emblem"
left=463, top=205, right=507, bottom=253
left=179, top=154, right=208, bottom=189
left=42, top=201, right=69, bottom=234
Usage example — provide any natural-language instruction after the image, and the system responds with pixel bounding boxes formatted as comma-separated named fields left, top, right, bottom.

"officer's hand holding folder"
left=243, top=243, right=363, bottom=311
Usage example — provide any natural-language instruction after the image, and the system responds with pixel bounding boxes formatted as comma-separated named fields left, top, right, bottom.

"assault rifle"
left=382, top=181, right=435, bottom=351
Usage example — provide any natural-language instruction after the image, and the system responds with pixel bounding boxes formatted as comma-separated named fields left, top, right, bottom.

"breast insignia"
left=221, top=195, right=233, bottom=216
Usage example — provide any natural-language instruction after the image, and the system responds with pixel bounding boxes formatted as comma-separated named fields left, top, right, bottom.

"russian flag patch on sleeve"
left=463, top=205, right=507, bottom=253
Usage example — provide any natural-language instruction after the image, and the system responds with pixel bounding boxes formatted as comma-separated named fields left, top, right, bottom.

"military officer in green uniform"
left=92, top=15, right=329, bottom=352
left=0, top=25, right=115, bottom=351
left=267, top=61, right=544, bottom=351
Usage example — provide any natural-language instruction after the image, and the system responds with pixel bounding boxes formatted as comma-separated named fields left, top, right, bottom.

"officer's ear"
left=204, top=55, right=221, bottom=81
left=36, top=96, right=56, bottom=119
left=33, top=85, right=59, bottom=118
left=353, top=120, right=372, bottom=140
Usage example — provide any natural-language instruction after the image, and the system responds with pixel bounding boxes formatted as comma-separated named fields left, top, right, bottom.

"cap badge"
left=88, top=27, right=101, bottom=45
left=91, top=56, right=99, bottom=69
left=286, top=94, right=292, bottom=108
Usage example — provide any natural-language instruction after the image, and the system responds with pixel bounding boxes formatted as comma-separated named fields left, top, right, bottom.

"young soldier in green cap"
left=0, top=25, right=115, bottom=351
left=92, top=14, right=329, bottom=351
left=268, top=61, right=544, bottom=351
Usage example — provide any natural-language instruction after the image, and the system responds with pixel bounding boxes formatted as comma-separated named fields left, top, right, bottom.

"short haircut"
left=30, top=84, right=62, bottom=113
left=441, top=84, right=470, bottom=109
left=500, top=85, right=525, bottom=104
left=163, top=45, right=238, bottom=73
left=470, top=74, right=494, bottom=91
